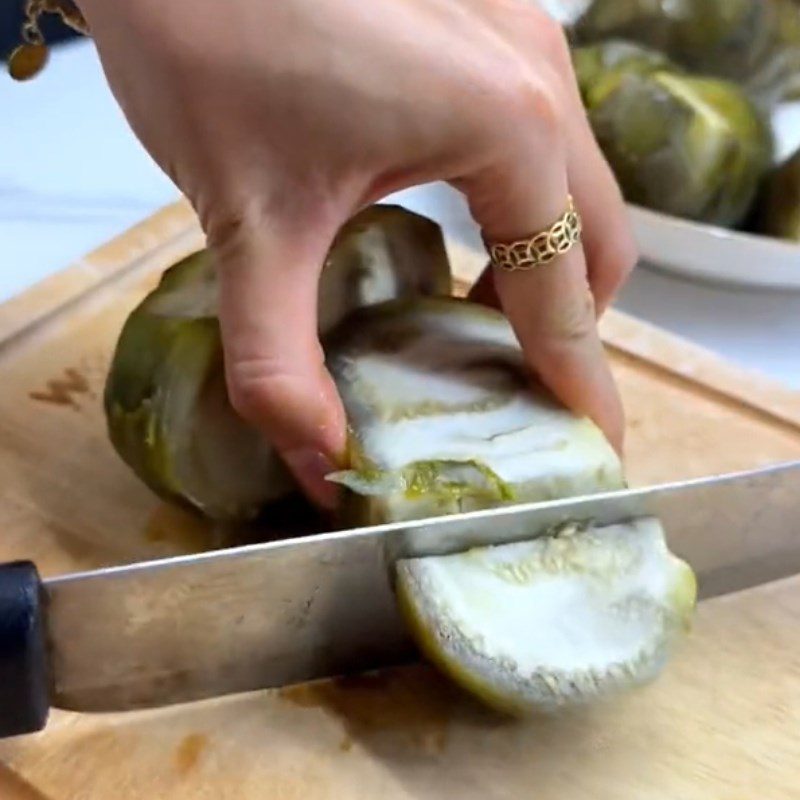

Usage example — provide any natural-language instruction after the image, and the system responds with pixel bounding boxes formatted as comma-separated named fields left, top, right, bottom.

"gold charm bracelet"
left=8, top=0, right=89, bottom=81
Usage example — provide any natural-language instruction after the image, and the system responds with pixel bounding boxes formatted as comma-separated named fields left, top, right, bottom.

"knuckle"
left=524, top=79, right=562, bottom=135
left=203, top=200, right=266, bottom=260
left=203, top=194, right=342, bottom=276
left=538, top=15, right=572, bottom=71
left=490, top=69, right=563, bottom=140
left=498, top=4, right=572, bottom=73
left=226, top=355, right=305, bottom=423
left=545, top=286, right=597, bottom=344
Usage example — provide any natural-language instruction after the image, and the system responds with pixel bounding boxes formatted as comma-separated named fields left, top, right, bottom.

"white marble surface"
left=2, top=39, right=799, bottom=387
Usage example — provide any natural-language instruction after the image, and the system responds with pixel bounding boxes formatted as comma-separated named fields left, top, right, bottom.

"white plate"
left=630, top=205, right=800, bottom=291
left=631, top=102, right=800, bottom=291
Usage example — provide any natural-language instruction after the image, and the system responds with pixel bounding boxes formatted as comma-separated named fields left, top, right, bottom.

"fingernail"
left=282, top=448, right=340, bottom=510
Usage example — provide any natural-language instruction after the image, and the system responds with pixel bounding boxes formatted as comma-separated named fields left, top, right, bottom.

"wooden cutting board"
left=1, top=201, right=799, bottom=799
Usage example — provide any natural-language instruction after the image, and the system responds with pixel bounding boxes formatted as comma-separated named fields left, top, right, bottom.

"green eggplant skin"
left=572, top=39, right=678, bottom=97
left=573, top=45, right=774, bottom=227
left=572, top=0, right=800, bottom=108
left=104, top=205, right=452, bottom=522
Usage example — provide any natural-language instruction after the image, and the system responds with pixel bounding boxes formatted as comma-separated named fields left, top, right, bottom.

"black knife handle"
left=0, top=562, right=50, bottom=737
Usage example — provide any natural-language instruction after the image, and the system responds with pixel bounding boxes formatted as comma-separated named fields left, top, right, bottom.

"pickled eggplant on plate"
left=104, top=205, right=452, bottom=522
left=575, top=44, right=774, bottom=227
left=572, top=39, right=676, bottom=93
left=572, top=0, right=800, bottom=108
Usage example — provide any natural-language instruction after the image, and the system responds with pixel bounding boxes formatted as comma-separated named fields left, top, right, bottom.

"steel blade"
left=45, top=460, right=800, bottom=712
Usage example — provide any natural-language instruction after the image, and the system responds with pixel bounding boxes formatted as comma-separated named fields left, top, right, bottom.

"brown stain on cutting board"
left=280, top=666, right=475, bottom=757
left=144, top=503, right=218, bottom=554
left=28, top=367, right=91, bottom=409
left=174, top=733, right=209, bottom=778
left=142, top=497, right=327, bottom=555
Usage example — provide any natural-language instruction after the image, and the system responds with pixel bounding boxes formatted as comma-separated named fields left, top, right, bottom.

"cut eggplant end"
left=396, top=517, right=696, bottom=716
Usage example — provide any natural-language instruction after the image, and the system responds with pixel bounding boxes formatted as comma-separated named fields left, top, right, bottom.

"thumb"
left=210, top=211, right=347, bottom=509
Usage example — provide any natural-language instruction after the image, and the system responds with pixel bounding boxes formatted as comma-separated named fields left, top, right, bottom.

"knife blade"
left=1, top=460, right=799, bottom=737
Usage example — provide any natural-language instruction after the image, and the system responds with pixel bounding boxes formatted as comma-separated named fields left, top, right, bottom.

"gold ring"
left=484, top=195, right=582, bottom=272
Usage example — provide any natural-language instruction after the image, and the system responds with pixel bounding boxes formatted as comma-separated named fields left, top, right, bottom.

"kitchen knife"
left=1, top=460, right=799, bottom=738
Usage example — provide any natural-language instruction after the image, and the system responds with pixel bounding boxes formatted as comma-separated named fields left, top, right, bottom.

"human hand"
left=78, top=0, right=637, bottom=506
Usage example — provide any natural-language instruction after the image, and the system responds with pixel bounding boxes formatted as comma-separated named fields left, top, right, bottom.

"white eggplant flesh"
left=326, top=297, right=625, bottom=525
left=397, top=516, right=697, bottom=715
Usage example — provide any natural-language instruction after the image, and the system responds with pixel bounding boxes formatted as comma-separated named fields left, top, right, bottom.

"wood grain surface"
left=0, top=202, right=798, bottom=798
left=3, top=574, right=799, bottom=799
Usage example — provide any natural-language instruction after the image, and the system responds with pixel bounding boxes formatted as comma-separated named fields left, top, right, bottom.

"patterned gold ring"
left=484, top=195, right=582, bottom=272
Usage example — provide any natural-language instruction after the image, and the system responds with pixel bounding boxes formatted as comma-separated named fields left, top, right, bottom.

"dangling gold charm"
left=8, top=43, right=49, bottom=81
left=7, top=0, right=89, bottom=82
